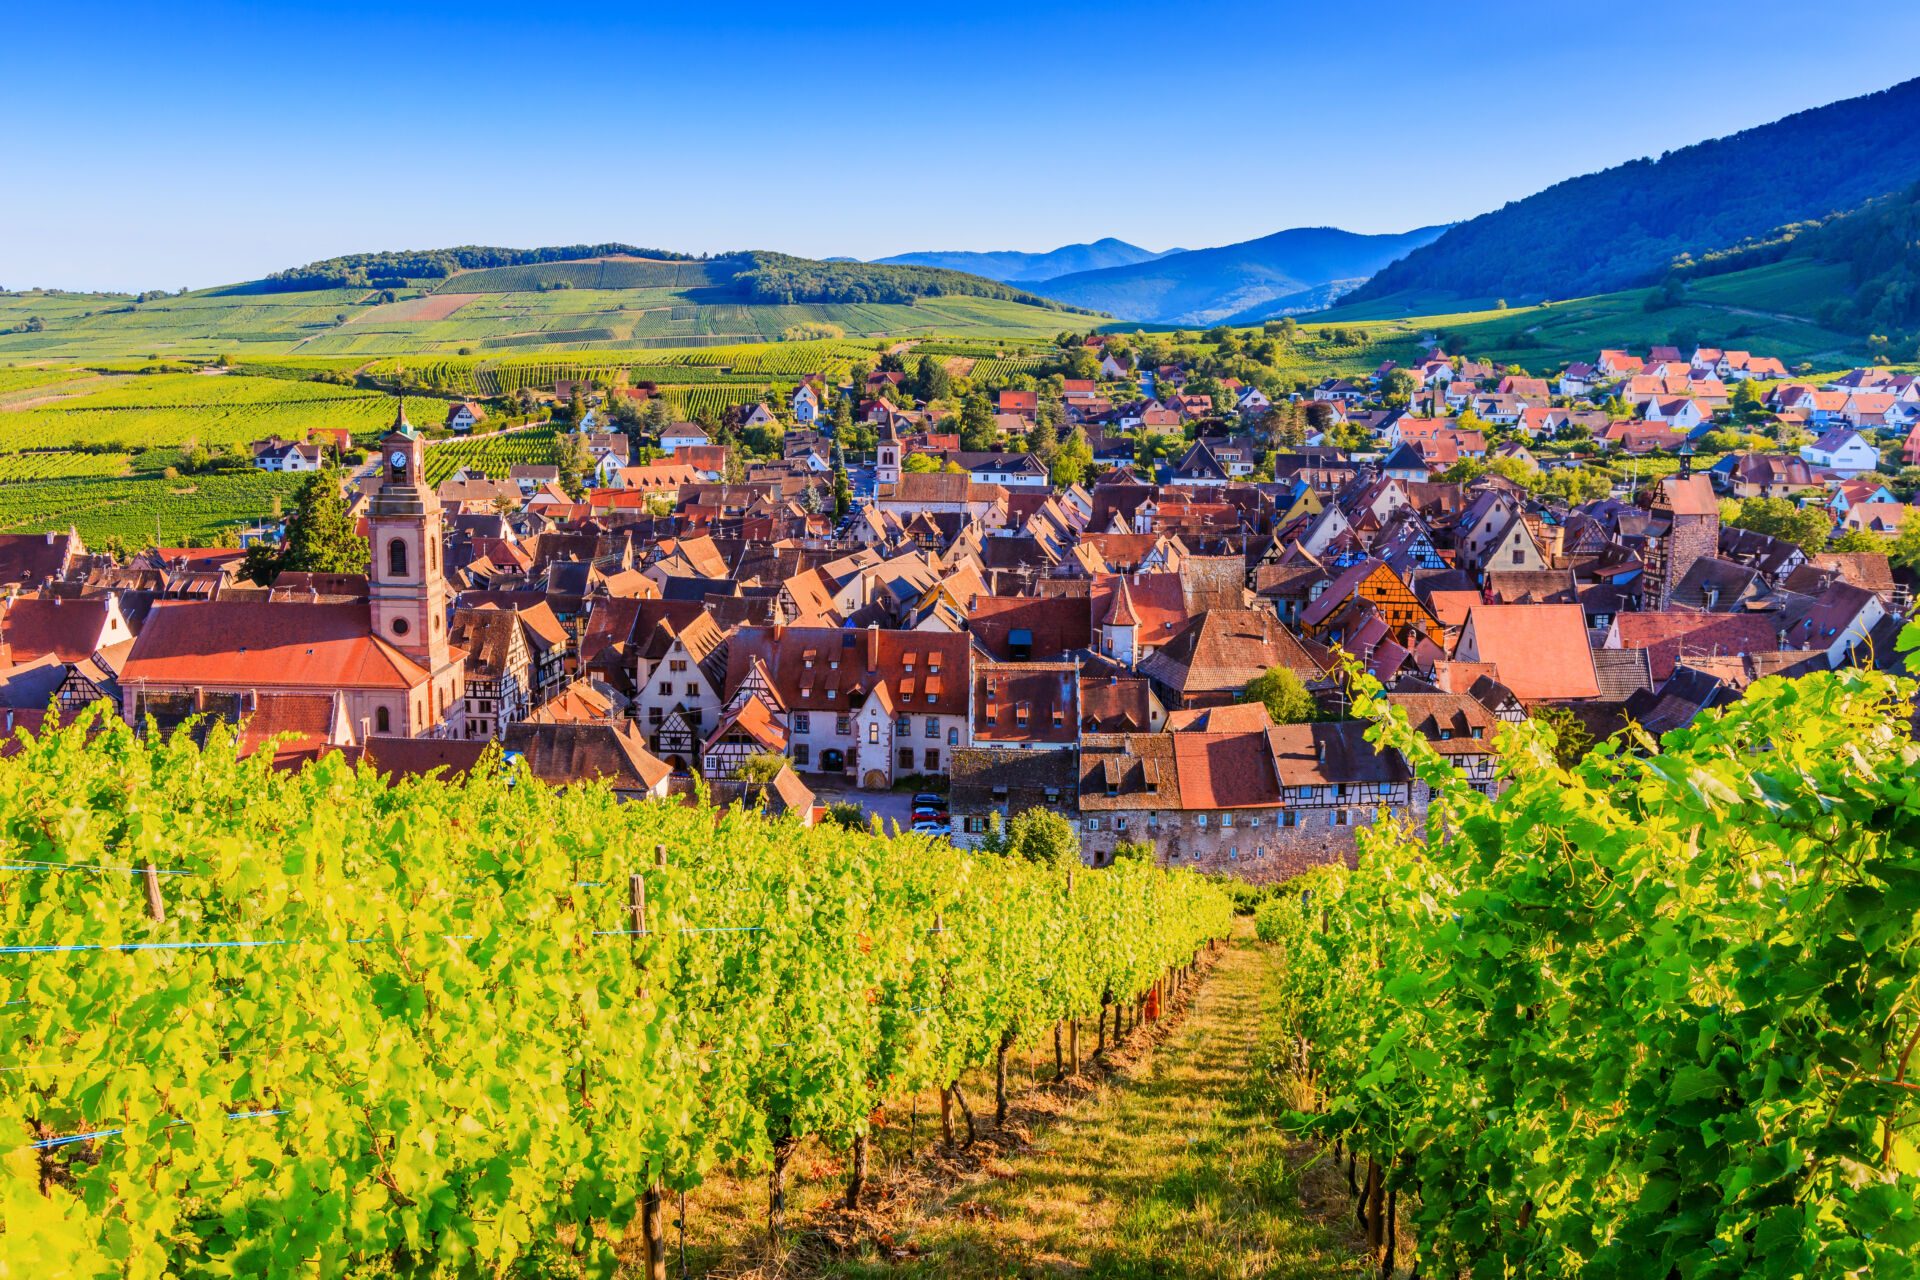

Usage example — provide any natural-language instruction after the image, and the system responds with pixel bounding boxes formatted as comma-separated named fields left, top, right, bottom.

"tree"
left=1381, top=367, right=1417, bottom=408
left=1532, top=704, right=1594, bottom=769
left=557, top=430, right=592, bottom=499
left=244, top=466, right=366, bottom=585
left=902, top=453, right=939, bottom=474
left=1111, top=839, right=1156, bottom=863
left=732, top=752, right=793, bottom=784
left=958, top=394, right=997, bottom=451
left=913, top=354, right=952, bottom=404
left=1026, top=413, right=1060, bottom=468
left=831, top=458, right=851, bottom=518
left=1830, top=527, right=1884, bottom=553
left=1724, top=495, right=1833, bottom=554
left=981, top=808, right=1080, bottom=865
left=1050, top=426, right=1094, bottom=488
left=1889, top=519, right=1920, bottom=573
left=1240, top=665, right=1320, bottom=724
left=831, top=390, right=854, bottom=440
left=568, top=388, right=586, bottom=424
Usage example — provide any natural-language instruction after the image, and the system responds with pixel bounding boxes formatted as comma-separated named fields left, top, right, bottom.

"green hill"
left=0, top=247, right=1097, bottom=360
left=1345, top=75, right=1920, bottom=310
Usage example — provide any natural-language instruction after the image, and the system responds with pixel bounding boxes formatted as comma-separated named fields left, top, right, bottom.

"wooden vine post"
left=1065, top=871, right=1080, bottom=1076
left=142, top=864, right=166, bottom=923
left=631, top=845, right=667, bottom=1280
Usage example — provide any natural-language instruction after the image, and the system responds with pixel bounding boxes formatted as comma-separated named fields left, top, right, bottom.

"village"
left=2, top=334, right=1915, bottom=882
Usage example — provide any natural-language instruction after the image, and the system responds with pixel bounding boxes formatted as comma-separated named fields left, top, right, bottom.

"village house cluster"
left=3, top=335, right=1914, bottom=881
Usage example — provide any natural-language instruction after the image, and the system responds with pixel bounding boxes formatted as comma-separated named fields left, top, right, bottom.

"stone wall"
left=1080, top=806, right=1368, bottom=884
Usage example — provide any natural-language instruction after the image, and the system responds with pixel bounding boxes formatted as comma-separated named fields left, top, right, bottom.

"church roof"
left=122, top=601, right=429, bottom=691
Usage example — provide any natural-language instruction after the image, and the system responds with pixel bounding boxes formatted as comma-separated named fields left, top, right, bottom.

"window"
left=793, top=744, right=810, bottom=767
left=648, top=707, right=663, bottom=726
left=1221, top=813, right=1234, bottom=829
left=376, top=706, right=391, bottom=733
left=947, top=727, right=959, bottom=745
left=793, top=712, right=811, bottom=733
left=1086, top=817, right=1102, bottom=832
left=388, top=539, right=408, bottom=577
left=965, top=816, right=988, bottom=834
left=659, top=682, right=671, bottom=695
left=669, top=660, right=687, bottom=673
left=1196, top=813, right=1208, bottom=829
left=705, top=755, right=720, bottom=773
left=685, top=683, right=699, bottom=696
left=827, top=688, right=837, bottom=700
left=925, top=717, right=938, bottom=738
left=867, top=722, right=879, bottom=744
left=1512, top=548, right=1526, bottom=564
left=897, top=716, right=912, bottom=735
left=898, top=747, right=914, bottom=768
left=924, top=749, right=939, bottom=770
left=392, top=617, right=409, bottom=636
left=1334, top=810, right=1350, bottom=827
left=836, top=714, right=851, bottom=736
left=1016, top=706, right=1030, bottom=727
left=1044, top=787, right=1060, bottom=804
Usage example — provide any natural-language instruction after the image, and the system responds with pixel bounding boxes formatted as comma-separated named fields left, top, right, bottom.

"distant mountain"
left=1346, top=76, right=1920, bottom=312
left=872, top=238, right=1173, bottom=283
left=1026, top=226, right=1449, bottom=325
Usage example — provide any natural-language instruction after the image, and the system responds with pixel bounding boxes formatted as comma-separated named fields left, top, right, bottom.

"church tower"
left=875, top=415, right=901, bottom=487
left=368, top=402, right=452, bottom=674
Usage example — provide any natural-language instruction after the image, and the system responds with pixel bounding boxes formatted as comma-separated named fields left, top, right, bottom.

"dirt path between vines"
left=754, top=928, right=1373, bottom=1279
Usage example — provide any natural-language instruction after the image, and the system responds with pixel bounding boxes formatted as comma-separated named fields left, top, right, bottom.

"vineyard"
left=0, top=371, right=418, bottom=455
left=421, top=427, right=563, bottom=485
left=1256, top=659, right=1920, bottom=1278
left=0, top=710, right=1231, bottom=1278
left=0, top=470, right=303, bottom=545
left=0, top=451, right=132, bottom=482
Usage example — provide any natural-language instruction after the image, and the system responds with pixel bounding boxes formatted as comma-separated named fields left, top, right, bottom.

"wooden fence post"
left=635, top=846, right=666, bottom=1280
left=143, top=864, right=165, bottom=923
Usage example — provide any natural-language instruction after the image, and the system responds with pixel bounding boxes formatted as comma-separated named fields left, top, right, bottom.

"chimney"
left=1315, top=735, right=1327, bottom=763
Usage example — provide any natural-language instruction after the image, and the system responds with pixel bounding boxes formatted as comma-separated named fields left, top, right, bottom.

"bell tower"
left=875, top=416, right=901, bottom=487
left=367, top=401, right=451, bottom=673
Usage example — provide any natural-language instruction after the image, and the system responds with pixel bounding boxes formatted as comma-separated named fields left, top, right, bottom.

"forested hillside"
left=1667, top=181, right=1920, bottom=344
left=1346, top=75, right=1920, bottom=309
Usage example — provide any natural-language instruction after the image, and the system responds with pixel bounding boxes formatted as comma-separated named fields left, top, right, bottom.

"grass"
left=0, top=468, right=303, bottom=545
left=646, top=927, right=1373, bottom=1280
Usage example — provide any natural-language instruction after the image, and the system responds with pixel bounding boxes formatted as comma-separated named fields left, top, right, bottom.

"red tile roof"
left=122, top=601, right=429, bottom=691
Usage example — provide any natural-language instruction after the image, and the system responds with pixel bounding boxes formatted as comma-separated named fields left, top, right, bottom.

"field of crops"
left=0, top=370, right=424, bottom=454
left=0, top=451, right=132, bottom=482
left=665, top=384, right=778, bottom=423
left=421, top=427, right=563, bottom=485
left=433, top=258, right=721, bottom=293
left=0, top=469, right=303, bottom=545
left=1, top=717, right=1231, bottom=1277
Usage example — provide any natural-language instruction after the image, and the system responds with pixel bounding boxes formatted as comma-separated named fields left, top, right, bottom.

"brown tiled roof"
left=1078, top=733, right=1181, bottom=810
left=1175, top=731, right=1282, bottom=808
left=722, top=625, right=969, bottom=716
left=1609, top=610, right=1785, bottom=683
left=974, top=661, right=1079, bottom=745
left=123, top=601, right=428, bottom=691
left=1163, top=703, right=1273, bottom=733
left=1140, top=608, right=1323, bottom=700
left=348, top=735, right=491, bottom=781
left=0, top=597, right=113, bottom=662
left=1384, top=692, right=1497, bottom=756
left=967, top=596, right=1092, bottom=660
left=1267, top=721, right=1412, bottom=788
left=502, top=721, right=670, bottom=793
left=525, top=680, right=614, bottom=723
left=1458, top=604, right=1599, bottom=701
left=1080, top=675, right=1156, bottom=732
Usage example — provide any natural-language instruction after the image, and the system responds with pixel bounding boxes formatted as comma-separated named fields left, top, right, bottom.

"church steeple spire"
left=393, top=396, right=413, bottom=436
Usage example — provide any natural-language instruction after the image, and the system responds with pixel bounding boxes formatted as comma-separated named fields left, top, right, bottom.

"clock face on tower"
left=390, top=450, right=407, bottom=471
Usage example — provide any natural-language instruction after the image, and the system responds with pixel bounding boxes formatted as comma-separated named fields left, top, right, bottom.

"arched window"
left=375, top=706, right=391, bottom=733
left=388, top=539, right=408, bottom=577
left=947, top=727, right=959, bottom=745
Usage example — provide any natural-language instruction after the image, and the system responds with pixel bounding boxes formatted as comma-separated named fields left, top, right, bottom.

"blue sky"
left=6, top=0, right=1920, bottom=291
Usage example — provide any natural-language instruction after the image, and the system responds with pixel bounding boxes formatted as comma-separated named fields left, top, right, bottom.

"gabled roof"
left=122, top=601, right=429, bottom=691
left=1457, top=604, right=1599, bottom=701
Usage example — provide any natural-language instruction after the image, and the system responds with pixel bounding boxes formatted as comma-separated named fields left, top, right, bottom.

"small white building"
left=1800, top=427, right=1880, bottom=478
left=660, top=423, right=710, bottom=455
